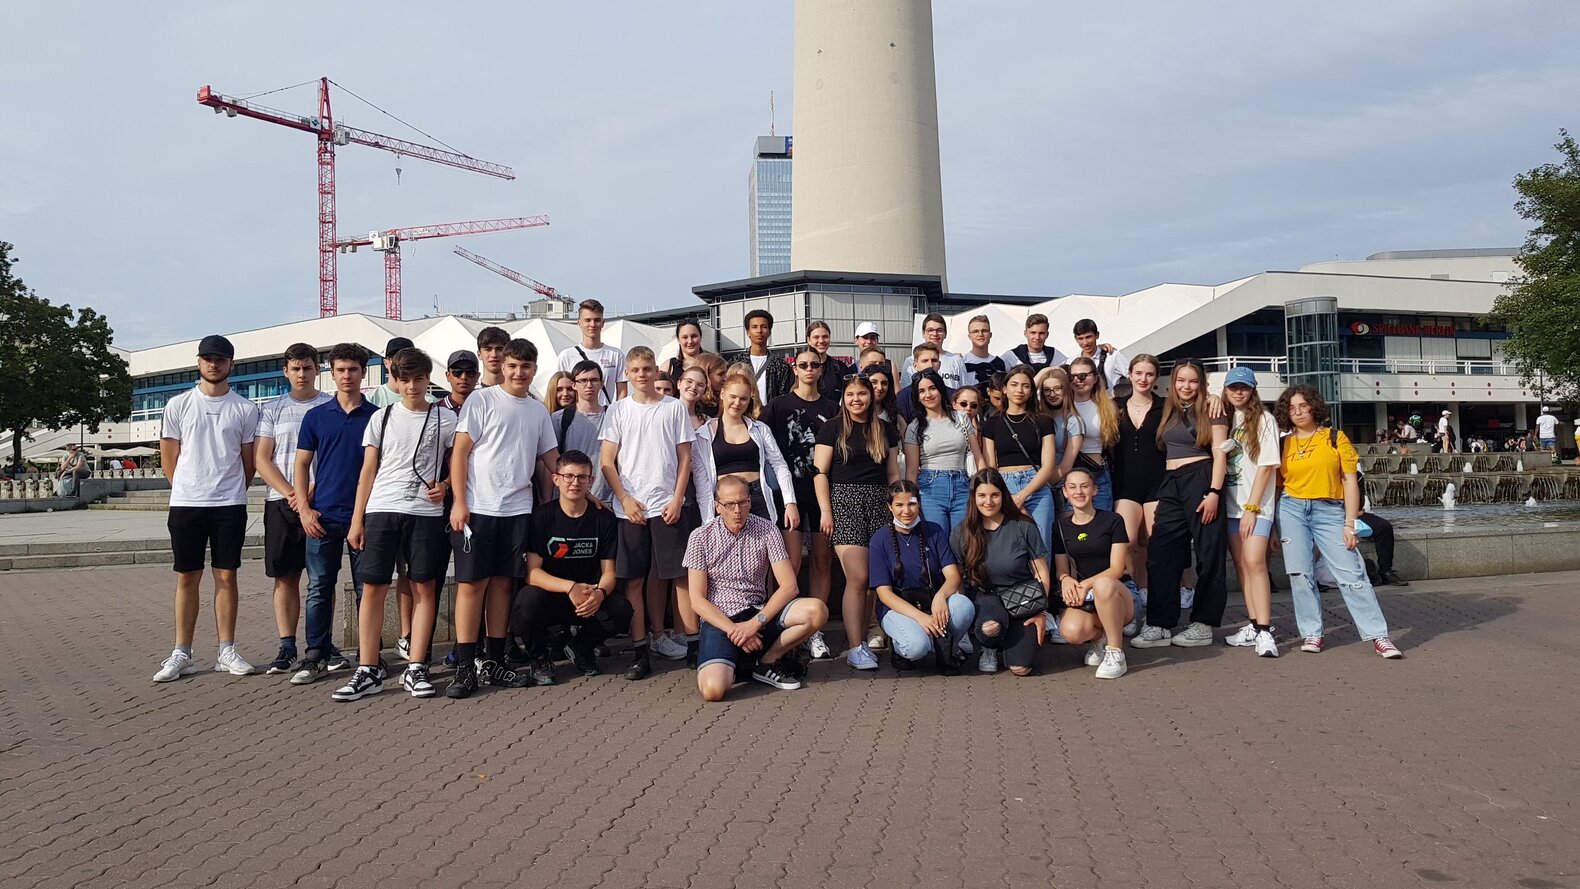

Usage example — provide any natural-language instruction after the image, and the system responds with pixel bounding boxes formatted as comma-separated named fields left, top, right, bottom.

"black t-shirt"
left=962, top=353, right=1006, bottom=389
left=529, top=499, right=617, bottom=586
left=763, top=392, right=838, bottom=482
left=982, top=412, right=1054, bottom=467
left=815, top=419, right=899, bottom=485
left=1051, top=510, right=1128, bottom=581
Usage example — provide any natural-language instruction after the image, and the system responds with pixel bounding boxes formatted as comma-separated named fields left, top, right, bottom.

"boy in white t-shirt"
left=335, top=348, right=457, bottom=701
left=153, top=334, right=262, bottom=683
left=555, top=299, right=627, bottom=405
left=446, top=338, right=561, bottom=698
left=253, top=342, right=332, bottom=676
left=599, top=345, right=696, bottom=679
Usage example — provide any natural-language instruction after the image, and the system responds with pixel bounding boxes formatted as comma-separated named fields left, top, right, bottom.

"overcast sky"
left=2, top=1, right=1575, bottom=350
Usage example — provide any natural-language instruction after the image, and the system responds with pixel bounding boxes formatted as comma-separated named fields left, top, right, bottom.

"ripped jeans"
left=1278, top=495, right=1390, bottom=641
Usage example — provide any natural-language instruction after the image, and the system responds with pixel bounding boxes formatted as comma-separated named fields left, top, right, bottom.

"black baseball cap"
left=384, top=336, right=416, bottom=358
left=197, top=334, right=235, bottom=359
left=447, top=349, right=479, bottom=371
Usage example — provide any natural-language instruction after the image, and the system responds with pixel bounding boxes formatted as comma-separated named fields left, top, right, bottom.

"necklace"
left=1004, top=410, right=1031, bottom=425
left=1293, top=430, right=1321, bottom=458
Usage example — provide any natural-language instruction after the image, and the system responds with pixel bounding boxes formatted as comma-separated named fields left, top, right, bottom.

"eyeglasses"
left=556, top=472, right=593, bottom=484
left=796, top=361, right=824, bottom=370
left=573, top=377, right=602, bottom=385
left=1041, top=387, right=1060, bottom=397
left=717, top=499, right=752, bottom=510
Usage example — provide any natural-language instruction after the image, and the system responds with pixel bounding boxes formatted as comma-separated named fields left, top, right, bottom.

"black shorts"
left=361, top=513, right=450, bottom=586
left=450, top=512, right=532, bottom=583
left=777, top=480, right=821, bottom=533
left=168, top=505, right=248, bottom=573
left=616, top=515, right=692, bottom=580
left=263, top=499, right=307, bottom=578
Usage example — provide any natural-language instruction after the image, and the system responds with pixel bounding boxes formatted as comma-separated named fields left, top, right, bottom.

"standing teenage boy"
left=153, top=334, right=261, bottom=682
left=599, top=345, right=696, bottom=680
left=806, top=321, right=848, bottom=401
left=1000, top=313, right=1067, bottom=371
left=901, top=313, right=967, bottom=390
left=555, top=299, right=626, bottom=404
left=743, top=309, right=794, bottom=405
left=290, top=343, right=378, bottom=684
left=476, top=327, right=510, bottom=388
left=962, top=315, right=1005, bottom=391
left=336, top=348, right=456, bottom=701
left=552, top=359, right=614, bottom=504
left=1070, top=319, right=1128, bottom=391
left=368, top=337, right=423, bottom=407
left=255, top=342, right=331, bottom=675
left=447, top=338, right=561, bottom=698
left=432, top=349, right=479, bottom=668
left=516, top=449, right=634, bottom=684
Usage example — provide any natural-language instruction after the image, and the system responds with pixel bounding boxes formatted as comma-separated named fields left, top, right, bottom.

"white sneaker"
left=1122, top=618, right=1141, bottom=637
left=1094, top=647, right=1128, bottom=680
left=1130, top=624, right=1173, bottom=648
left=396, top=636, right=411, bottom=662
left=807, top=630, right=833, bottom=660
left=1254, top=629, right=1280, bottom=658
left=152, top=649, right=198, bottom=683
left=1170, top=622, right=1213, bottom=647
left=846, top=645, right=878, bottom=670
left=1084, top=642, right=1105, bottom=667
left=214, top=647, right=254, bottom=675
left=866, top=628, right=888, bottom=651
left=650, top=631, right=688, bottom=661
left=1179, top=586, right=1196, bottom=609
left=1224, top=624, right=1258, bottom=647
left=977, top=649, right=1000, bottom=673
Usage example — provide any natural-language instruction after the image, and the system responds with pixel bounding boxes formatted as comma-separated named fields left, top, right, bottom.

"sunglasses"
left=796, top=361, right=824, bottom=370
left=448, top=367, right=479, bottom=376
left=843, top=372, right=870, bottom=382
left=1069, top=372, right=1093, bottom=381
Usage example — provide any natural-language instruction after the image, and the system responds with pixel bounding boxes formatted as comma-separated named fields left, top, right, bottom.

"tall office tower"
left=749, top=135, right=793, bottom=276
left=790, top=0, right=947, bottom=286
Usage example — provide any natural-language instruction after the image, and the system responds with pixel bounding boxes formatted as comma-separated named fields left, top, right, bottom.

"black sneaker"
left=375, top=657, right=391, bottom=682
left=446, top=661, right=478, bottom=699
left=1378, top=568, right=1410, bottom=587
left=331, top=665, right=383, bottom=701
left=507, top=641, right=532, bottom=666
left=528, top=657, right=556, bottom=687
left=264, top=644, right=298, bottom=675
left=685, top=639, right=699, bottom=669
left=478, top=659, right=532, bottom=689
left=890, top=650, right=919, bottom=672
left=594, top=643, right=611, bottom=658
left=622, top=648, right=651, bottom=681
left=566, top=643, right=600, bottom=677
left=751, top=661, right=803, bottom=691
left=326, top=649, right=352, bottom=672
left=934, top=644, right=965, bottom=676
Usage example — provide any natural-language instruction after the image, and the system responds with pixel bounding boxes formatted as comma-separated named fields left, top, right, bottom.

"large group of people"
left=152, top=301, right=1407, bottom=705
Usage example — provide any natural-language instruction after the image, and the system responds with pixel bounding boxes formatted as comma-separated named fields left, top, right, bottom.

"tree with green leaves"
left=1487, top=130, right=1580, bottom=405
left=0, top=241, right=134, bottom=467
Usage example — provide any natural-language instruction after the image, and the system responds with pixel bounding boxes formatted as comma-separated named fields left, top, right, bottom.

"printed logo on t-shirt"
left=548, top=535, right=600, bottom=560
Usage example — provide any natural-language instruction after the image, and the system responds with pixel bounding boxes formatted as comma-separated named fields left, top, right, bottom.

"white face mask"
left=893, top=514, right=921, bottom=531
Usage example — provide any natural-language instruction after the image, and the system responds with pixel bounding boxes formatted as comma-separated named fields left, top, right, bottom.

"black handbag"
left=995, top=577, right=1048, bottom=620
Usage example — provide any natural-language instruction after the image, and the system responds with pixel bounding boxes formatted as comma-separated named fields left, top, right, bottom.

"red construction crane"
left=452, top=245, right=563, bottom=300
left=197, top=77, right=515, bottom=318
left=334, top=216, right=550, bottom=319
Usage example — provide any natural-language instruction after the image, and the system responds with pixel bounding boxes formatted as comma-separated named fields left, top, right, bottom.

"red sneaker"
left=1373, top=637, right=1403, bottom=659
left=1300, top=636, right=1324, bottom=653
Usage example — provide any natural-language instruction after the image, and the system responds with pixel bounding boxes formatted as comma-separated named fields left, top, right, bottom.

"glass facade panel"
left=748, top=151, right=792, bottom=277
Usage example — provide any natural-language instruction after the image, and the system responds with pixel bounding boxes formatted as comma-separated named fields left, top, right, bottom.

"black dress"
left=1112, top=395, right=1165, bottom=504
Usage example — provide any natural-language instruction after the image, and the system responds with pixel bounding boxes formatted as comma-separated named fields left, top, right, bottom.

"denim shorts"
left=1229, top=514, right=1274, bottom=538
left=697, top=605, right=790, bottom=671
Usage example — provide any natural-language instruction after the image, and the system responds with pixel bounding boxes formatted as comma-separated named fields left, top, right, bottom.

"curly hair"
left=1274, top=384, right=1331, bottom=432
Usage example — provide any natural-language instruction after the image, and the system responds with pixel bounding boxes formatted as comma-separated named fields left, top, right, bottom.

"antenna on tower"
left=769, top=90, right=776, bottom=137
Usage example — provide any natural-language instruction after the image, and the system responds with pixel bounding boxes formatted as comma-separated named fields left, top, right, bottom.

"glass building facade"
left=748, top=136, right=792, bottom=277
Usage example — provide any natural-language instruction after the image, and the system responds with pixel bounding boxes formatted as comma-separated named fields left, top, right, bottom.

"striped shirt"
left=255, top=391, right=332, bottom=501
left=682, top=514, right=788, bottom=615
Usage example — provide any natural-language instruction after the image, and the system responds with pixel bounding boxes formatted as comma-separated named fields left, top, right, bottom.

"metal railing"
left=1175, top=356, right=1522, bottom=377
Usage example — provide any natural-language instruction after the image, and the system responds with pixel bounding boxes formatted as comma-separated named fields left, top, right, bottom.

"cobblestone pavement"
left=1, top=563, right=1575, bottom=889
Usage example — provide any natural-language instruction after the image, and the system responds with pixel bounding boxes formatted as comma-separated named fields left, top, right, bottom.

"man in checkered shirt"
left=685, top=475, right=828, bottom=702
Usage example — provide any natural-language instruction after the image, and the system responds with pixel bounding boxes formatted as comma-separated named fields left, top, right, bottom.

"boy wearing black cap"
left=369, top=337, right=431, bottom=408
left=153, top=334, right=262, bottom=683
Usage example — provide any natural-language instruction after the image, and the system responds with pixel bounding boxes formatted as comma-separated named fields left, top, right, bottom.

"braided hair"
left=885, top=480, right=933, bottom=594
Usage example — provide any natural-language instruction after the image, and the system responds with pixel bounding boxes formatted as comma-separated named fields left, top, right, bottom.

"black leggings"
left=513, top=584, right=635, bottom=656
left=973, top=593, right=1041, bottom=670
left=1360, top=511, right=1395, bottom=571
left=1145, top=460, right=1228, bottom=628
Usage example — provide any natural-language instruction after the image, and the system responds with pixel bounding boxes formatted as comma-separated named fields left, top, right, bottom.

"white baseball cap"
left=1442, top=410, right=1451, bottom=416
left=855, top=321, right=880, bottom=338
left=1542, top=405, right=1550, bottom=413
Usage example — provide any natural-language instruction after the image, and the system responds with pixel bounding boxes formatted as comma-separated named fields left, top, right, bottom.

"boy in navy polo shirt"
left=290, top=342, right=378, bottom=684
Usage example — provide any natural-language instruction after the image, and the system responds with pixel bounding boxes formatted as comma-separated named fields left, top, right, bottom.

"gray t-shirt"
left=552, top=407, right=612, bottom=502
left=951, top=517, right=1047, bottom=591
left=903, top=411, right=973, bottom=472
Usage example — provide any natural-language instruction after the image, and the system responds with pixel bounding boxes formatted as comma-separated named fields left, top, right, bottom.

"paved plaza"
left=1, top=560, right=1576, bottom=889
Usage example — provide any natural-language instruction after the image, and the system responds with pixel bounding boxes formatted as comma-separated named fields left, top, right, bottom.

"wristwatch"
left=755, top=612, right=770, bottom=624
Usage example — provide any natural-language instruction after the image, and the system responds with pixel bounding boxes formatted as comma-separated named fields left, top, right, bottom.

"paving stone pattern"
left=0, top=563, right=1576, bottom=889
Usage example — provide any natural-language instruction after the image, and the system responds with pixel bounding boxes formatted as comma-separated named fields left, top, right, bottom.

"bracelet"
left=1243, top=503, right=1261, bottom=514
left=1204, top=487, right=1222, bottom=497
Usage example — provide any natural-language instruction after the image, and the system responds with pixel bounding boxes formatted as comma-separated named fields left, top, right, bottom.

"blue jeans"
left=1278, top=495, right=1390, bottom=641
left=1061, top=463, right=1114, bottom=512
left=304, top=515, right=364, bottom=654
left=881, top=593, right=976, bottom=660
left=1001, top=467, right=1055, bottom=547
left=916, top=469, right=969, bottom=539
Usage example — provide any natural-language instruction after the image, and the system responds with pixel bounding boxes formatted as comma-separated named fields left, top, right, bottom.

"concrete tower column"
left=791, top=0, right=948, bottom=286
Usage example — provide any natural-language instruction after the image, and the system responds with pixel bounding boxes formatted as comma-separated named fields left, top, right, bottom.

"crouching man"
left=686, top=475, right=828, bottom=702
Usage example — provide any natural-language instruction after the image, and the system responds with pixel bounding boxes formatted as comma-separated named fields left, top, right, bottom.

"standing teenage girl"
left=1220, top=367, right=1282, bottom=657
left=692, top=377, right=798, bottom=527
left=1068, top=356, right=1119, bottom=511
left=1111, top=354, right=1165, bottom=629
left=1033, top=365, right=1086, bottom=510
left=904, top=369, right=983, bottom=538
left=663, top=320, right=705, bottom=380
left=981, top=365, right=1057, bottom=541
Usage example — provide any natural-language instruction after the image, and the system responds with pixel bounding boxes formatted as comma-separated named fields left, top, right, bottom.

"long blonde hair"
left=1158, top=359, right=1213, bottom=450
left=1224, top=380, right=1269, bottom=463
left=1034, top=365, right=1075, bottom=428
left=718, top=375, right=762, bottom=422
left=837, top=375, right=889, bottom=465
left=1069, top=357, right=1119, bottom=446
